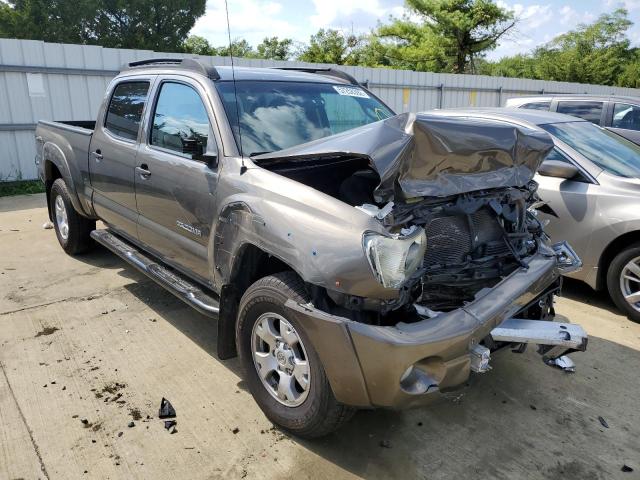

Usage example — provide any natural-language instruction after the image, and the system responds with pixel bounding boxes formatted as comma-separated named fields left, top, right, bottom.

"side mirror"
left=200, top=153, right=218, bottom=169
left=538, top=160, right=579, bottom=179
left=182, top=137, right=204, bottom=157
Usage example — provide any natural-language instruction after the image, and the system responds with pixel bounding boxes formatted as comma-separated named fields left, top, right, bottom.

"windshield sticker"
left=333, top=85, right=369, bottom=98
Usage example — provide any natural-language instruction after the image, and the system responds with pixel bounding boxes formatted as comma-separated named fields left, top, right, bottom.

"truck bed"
left=35, top=120, right=95, bottom=214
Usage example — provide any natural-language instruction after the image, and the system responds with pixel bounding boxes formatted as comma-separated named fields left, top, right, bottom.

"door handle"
left=136, top=164, right=151, bottom=179
left=92, top=149, right=103, bottom=161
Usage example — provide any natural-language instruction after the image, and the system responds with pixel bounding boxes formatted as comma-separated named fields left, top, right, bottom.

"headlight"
left=363, top=227, right=427, bottom=288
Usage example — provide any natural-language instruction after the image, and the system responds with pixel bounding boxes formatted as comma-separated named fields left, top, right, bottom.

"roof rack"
left=272, top=67, right=360, bottom=86
left=123, top=58, right=220, bottom=80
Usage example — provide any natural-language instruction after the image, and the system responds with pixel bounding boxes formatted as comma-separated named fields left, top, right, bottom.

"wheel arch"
left=596, top=230, right=640, bottom=290
left=216, top=241, right=305, bottom=360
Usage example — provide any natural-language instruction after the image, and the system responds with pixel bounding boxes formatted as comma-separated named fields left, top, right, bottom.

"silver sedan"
left=438, top=109, right=640, bottom=322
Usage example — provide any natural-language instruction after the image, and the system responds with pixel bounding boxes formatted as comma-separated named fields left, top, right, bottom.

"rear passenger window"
left=151, top=82, right=212, bottom=159
left=557, top=101, right=603, bottom=124
left=520, top=101, right=550, bottom=111
left=105, top=82, right=149, bottom=141
left=612, top=103, right=640, bottom=131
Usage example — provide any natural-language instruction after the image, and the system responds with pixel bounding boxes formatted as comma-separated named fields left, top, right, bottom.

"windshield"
left=216, top=81, right=394, bottom=156
left=541, top=121, right=640, bottom=178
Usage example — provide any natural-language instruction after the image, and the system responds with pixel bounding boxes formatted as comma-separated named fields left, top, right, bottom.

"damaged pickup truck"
left=35, top=59, right=587, bottom=438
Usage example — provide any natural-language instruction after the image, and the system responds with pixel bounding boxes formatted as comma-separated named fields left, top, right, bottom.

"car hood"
left=253, top=112, right=554, bottom=202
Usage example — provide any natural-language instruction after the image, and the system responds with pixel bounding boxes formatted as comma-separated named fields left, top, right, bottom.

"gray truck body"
left=35, top=61, right=585, bottom=409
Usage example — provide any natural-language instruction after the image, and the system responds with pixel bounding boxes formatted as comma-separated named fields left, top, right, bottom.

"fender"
left=43, top=141, right=92, bottom=218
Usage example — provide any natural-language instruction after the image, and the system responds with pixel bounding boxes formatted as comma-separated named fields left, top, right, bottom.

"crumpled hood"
left=253, top=112, right=554, bottom=202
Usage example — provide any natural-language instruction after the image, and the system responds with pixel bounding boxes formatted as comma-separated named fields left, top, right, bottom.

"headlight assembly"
left=363, top=227, right=427, bottom=288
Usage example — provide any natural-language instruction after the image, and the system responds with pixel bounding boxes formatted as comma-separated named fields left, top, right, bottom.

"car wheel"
left=236, top=272, right=355, bottom=438
left=607, top=243, right=640, bottom=323
left=50, top=178, right=95, bottom=255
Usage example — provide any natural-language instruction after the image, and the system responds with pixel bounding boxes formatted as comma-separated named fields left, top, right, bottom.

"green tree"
left=217, top=38, right=256, bottom=58
left=482, top=9, right=637, bottom=87
left=377, top=0, right=516, bottom=73
left=0, top=0, right=205, bottom=51
left=534, top=9, right=633, bottom=86
left=298, top=29, right=362, bottom=65
left=183, top=35, right=216, bottom=55
left=0, top=0, right=97, bottom=42
left=256, top=36, right=293, bottom=60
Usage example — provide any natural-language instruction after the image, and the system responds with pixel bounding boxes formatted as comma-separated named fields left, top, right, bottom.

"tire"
left=236, top=272, right=355, bottom=438
left=606, top=242, right=640, bottom=323
left=50, top=178, right=95, bottom=255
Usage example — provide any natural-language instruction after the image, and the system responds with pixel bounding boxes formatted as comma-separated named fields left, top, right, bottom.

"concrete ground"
left=1, top=193, right=639, bottom=480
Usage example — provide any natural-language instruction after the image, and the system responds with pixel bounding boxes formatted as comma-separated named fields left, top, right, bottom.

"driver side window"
left=612, top=103, right=640, bottom=131
left=151, top=82, right=216, bottom=160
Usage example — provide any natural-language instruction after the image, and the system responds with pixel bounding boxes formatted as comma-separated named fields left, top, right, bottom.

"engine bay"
left=263, top=156, right=547, bottom=323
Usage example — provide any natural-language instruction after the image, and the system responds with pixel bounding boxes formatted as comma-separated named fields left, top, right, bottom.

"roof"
left=507, top=94, right=640, bottom=104
left=429, top=108, right=587, bottom=128
left=120, top=58, right=355, bottom=84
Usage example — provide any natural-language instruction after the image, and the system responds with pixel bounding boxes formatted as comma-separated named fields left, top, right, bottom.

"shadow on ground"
left=560, top=278, right=621, bottom=316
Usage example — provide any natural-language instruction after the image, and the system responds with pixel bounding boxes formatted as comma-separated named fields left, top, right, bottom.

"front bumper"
left=285, top=251, right=567, bottom=409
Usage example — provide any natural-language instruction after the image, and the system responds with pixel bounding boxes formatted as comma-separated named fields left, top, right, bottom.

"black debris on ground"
left=117, top=431, right=123, bottom=437
left=164, top=420, right=178, bottom=434
left=232, top=427, right=240, bottom=434
left=598, top=416, right=609, bottom=428
left=128, top=421, right=135, bottom=428
left=621, top=465, right=634, bottom=473
left=417, top=422, right=423, bottom=427
left=129, top=408, right=142, bottom=420
left=80, top=418, right=89, bottom=426
left=530, top=405, right=537, bottom=411
left=159, top=397, right=176, bottom=418
left=379, top=440, right=391, bottom=448
left=34, top=326, right=59, bottom=337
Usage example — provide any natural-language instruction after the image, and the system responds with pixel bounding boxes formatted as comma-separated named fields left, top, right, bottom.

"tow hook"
left=489, top=318, right=588, bottom=372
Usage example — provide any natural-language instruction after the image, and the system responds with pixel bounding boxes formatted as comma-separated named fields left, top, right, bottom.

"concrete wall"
left=2, top=37, right=639, bottom=181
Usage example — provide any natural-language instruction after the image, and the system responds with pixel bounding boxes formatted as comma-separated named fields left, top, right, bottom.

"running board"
left=490, top=318, right=588, bottom=371
left=90, top=229, right=220, bottom=317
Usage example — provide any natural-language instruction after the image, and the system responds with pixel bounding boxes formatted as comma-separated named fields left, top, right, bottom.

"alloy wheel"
left=54, top=195, right=69, bottom=240
left=251, top=312, right=310, bottom=407
left=620, top=255, right=640, bottom=313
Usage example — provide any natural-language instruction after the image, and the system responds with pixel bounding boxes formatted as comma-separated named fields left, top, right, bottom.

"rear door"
left=607, top=102, right=640, bottom=145
left=89, top=78, right=153, bottom=239
left=135, top=76, right=220, bottom=283
left=554, top=100, right=606, bottom=125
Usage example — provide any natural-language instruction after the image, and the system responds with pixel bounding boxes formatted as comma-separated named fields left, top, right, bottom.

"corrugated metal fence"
left=2, top=37, right=640, bottom=181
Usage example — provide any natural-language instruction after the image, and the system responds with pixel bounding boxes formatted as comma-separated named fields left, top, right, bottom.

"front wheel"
left=236, top=272, right=354, bottom=438
left=607, top=243, right=640, bottom=323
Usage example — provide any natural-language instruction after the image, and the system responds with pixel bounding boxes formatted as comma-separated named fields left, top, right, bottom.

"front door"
left=535, top=148, right=599, bottom=263
left=89, top=79, right=152, bottom=239
left=135, top=78, right=219, bottom=284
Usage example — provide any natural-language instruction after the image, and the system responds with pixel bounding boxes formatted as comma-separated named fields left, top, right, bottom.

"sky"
left=190, top=0, right=640, bottom=60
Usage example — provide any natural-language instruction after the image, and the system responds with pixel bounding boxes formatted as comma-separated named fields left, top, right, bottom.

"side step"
left=91, top=229, right=220, bottom=317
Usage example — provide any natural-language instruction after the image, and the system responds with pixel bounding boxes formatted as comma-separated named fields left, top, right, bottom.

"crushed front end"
left=258, top=112, right=588, bottom=408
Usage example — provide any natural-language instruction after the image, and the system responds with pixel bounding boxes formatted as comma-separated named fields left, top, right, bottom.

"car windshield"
left=216, top=81, right=394, bottom=156
left=541, top=121, right=640, bottom=178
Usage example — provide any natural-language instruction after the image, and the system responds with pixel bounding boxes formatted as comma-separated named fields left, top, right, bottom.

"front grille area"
left=420, top=206, right=518, bottom=310
left=423, top=207, right=508, bottom=269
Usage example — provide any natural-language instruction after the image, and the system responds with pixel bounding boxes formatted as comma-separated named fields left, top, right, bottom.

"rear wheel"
left=237, top=272, right=355, bottom=438
left=607, top=243, right=640, bottom=323
left=50, top=178, right=95, bottom=255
